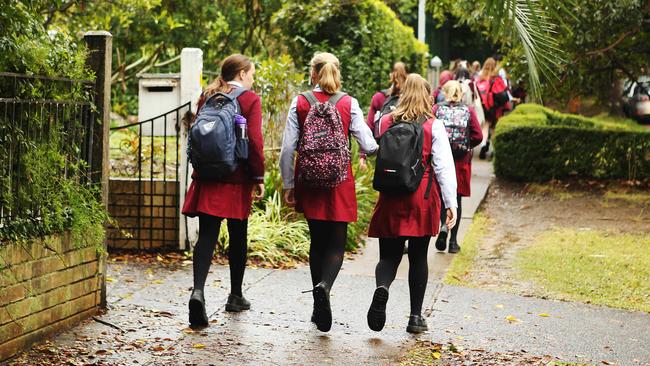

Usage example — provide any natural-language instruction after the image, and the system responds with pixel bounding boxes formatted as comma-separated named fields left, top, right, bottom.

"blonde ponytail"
left=310, top=52, right=342, bottom=94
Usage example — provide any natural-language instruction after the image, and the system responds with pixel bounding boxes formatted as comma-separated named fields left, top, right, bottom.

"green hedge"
left=494, top=104, right=650, bottom=181
left=274, top=0, right=428, bottom=107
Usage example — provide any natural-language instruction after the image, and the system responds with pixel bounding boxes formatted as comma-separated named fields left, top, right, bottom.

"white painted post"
left=178, top=48, right=203, bottom=250
left=418, top=0, right=426, bottom=43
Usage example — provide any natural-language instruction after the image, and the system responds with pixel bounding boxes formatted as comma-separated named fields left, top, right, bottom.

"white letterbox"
left=138, top=73, right=181, bottom=136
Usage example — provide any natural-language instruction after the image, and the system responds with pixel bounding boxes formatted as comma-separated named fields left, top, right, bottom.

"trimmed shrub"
left=494, top=104, right=650, bottom=181
left=274, top=0, right=429, bottom=107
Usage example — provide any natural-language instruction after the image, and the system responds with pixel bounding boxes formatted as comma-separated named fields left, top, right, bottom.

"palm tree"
left=429, top=0, right=574, bottom=101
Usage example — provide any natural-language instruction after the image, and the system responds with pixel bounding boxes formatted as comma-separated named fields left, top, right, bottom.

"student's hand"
left=358, top=157, right=368, bottom=171
left=283, top=188, right=296, bottom=207
left=253, top=183, right=265, bottom=201
left=445, top=207, right=457, bottom=231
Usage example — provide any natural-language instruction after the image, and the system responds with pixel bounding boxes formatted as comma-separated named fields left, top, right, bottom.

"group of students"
left=181, top=51, right=494, bottom=334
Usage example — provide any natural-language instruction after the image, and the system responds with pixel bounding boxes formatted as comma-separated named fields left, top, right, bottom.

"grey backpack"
left=189, top=88, right=247, bottom=180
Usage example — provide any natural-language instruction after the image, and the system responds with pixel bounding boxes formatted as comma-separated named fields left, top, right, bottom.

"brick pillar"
left=84, top=31, right=112, bottom=308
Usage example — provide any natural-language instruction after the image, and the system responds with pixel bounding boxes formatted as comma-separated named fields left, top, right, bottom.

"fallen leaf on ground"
left=538, top=313, right=551, bottom=317
left=505, top=315, right=520, bottom=323
left=495, top=304, right=504, bottom=309
left=192, top=343, right=205, bottom=349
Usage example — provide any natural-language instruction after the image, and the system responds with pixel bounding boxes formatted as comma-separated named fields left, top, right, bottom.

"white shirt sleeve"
left=279, top=96, right=300, bottom=189
left=431, top=121, right=458, bottom=208
left=349, top=97, right=379, bottom=155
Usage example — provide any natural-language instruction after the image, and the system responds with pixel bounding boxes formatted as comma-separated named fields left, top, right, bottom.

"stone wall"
left=0, top=233, right=104, bottom=361
left=108, top=178, right=179, bottom=250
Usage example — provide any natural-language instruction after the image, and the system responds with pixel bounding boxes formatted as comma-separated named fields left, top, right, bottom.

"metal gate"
left=107, top=102, right=191, bottom=250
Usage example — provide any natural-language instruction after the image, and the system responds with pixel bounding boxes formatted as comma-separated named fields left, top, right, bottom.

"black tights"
left=307, top=220, right=348, bottom=291
left=375, top=237, right=430, bottom=316
left=192, top=214, right=248, bottom=296
left=440, top=194, right=462, bottom=241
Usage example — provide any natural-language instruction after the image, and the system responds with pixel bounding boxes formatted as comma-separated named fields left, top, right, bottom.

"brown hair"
left=388, top=62, right=408, bottom=96
left=479, top=57, right=497, bottom=81
left=310, top=52, right=341, bottom=94
left=392, top=74, right=433, bottom=123
left=205, top=54, right=253, bottom=96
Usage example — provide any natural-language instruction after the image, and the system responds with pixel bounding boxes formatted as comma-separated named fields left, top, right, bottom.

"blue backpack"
left=189, top=88, right=248, bottom=180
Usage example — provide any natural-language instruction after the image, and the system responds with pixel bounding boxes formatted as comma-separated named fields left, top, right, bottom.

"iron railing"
left=0, top=72, right=95, bottom=229
left=108, top=102, right=191, bottom=249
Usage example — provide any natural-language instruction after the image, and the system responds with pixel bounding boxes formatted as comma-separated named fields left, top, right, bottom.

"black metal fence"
left=107, top=102, right=191, bottom=250
left=0, top=72, right=95, bottom=230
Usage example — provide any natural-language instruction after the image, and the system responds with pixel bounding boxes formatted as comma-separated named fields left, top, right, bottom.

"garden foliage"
left=274, top=0, right=428, bottom=107
left=494, top=104, right=650, bottom=181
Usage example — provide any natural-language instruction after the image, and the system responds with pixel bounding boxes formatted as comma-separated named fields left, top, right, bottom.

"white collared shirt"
left=227, top=80, right=245, bottom=89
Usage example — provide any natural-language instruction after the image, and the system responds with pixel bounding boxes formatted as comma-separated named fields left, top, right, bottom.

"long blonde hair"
left=205, top=54, right=252, bottom=96
left=310, top=52, right=341, bottom=94
left=441, top=80, right=463, bottom=103
left=479, top=57, right=497, bottom=81
left=388, top=62, right=408, bottom=96
left=392, top=74, right=433, bottom=122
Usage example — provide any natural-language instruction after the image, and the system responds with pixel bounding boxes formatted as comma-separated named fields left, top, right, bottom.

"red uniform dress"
left=368, top=115, right=442, bottom=238
left=182, top=88, right=265, bottom=220
left=294, top=92, right=358, bottom=223
left=432, top=104, right=483, bottom=197
left=366, top=91, right=387, bottom=132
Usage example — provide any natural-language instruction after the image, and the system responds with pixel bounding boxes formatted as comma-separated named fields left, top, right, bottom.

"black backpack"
left=373, top=89, right=399, bottom=139
left=188, top=88, right=248, bottom=180
left=372, top=117, right=434, bottom=197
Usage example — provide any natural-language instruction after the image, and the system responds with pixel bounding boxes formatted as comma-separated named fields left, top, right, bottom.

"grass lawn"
left=443, top=212, right=490, bottom=286
left=515, top=229, right=650, bottom=313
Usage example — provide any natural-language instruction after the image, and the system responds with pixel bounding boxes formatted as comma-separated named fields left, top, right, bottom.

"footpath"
left=5, top=157, right=650, bottom=366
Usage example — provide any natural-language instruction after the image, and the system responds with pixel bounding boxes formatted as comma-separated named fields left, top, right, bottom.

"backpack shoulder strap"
left=424, top=155, right=435, bottom=199
left=328, top=91, right=347, bottom=106
left=301, top=91, right=319, bottom=107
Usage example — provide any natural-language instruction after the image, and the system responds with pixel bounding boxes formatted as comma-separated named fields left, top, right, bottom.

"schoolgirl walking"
left=279, top=52, right=378, bottom=332
left=183, top=54, right=265, bottom=326
left=366, top=73, right=458, bottom=334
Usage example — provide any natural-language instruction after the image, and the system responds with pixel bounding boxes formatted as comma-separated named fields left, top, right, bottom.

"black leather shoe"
left=367, top=286, right=389, bottom=331
left=312, top=282, right=332, bottom=332
left=435, top=231, right=448, bottom=251
left=406, top=315, right=428, bottom=334
left=225, top=293, right=251, bottom=312
left=188, top=289, right=208, bottom=327
left=448, top=240, right=461, bottom=254
left=479, top=145, right=488, bottom=160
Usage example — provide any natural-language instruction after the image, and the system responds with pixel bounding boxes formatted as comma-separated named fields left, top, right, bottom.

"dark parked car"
left=622, top=76, right=650, bottom=124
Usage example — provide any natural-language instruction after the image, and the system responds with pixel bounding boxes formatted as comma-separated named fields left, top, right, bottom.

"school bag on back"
left=296, top=91, right=350, bottom=188
left=373, top=116, right=433, bottom=196
left=373, top=90, right=399, bottom=139
left=188, top=88, right=248, bottom=181
left=476, top=78, right=493, bottom=110
left=434, top=102, right=472, bottom=158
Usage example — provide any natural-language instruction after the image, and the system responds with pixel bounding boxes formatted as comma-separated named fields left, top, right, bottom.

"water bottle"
left=234, top=114, right=247, bottom=140
left=234, top=114, right=249, bottom=160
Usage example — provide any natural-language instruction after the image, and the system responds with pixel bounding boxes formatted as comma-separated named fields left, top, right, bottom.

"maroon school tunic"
left=182, top=88, right=265, bottom=220
left=368, top=115, right=442, bottom=238
left=366, top=91, right=387, bottom=132
left=432, top=104, right=483, bottom=197
left=294, top=91, right=357, bottom=222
